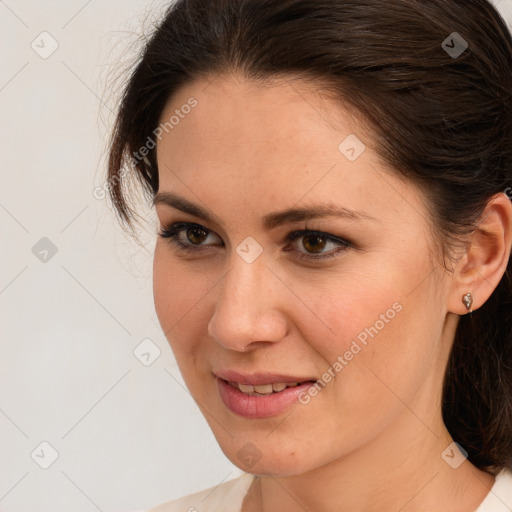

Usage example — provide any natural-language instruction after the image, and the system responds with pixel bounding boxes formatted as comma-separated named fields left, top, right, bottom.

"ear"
left=448, top=192, right=512, bottom=315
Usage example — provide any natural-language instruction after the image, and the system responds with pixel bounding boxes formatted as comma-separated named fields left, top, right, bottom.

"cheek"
left=153, top=252, right=217, bottom=404
left=152, top=247, right=209, bottom=357
left=300, top=260, right=442, bottom=415
left=153, top=250, right=178, bottom=334
left=296, top=264, right=407, bottom=357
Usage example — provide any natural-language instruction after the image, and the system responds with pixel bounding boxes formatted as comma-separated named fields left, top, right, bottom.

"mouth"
left=214, top=370, right=318, bottom=418
left=225, top=380, right=314, bottom=396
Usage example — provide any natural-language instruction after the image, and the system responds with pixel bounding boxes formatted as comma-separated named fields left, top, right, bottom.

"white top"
left=141, top=468, right=512, bottom=512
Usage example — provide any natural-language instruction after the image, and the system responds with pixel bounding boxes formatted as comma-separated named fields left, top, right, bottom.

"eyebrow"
left=152, top=191, right=377, bottom=230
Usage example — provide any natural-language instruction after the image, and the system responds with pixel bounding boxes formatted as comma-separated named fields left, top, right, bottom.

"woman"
left=106, top=0, right=512, bottom=510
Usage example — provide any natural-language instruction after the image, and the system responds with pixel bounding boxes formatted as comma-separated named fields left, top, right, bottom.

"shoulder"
left=475, top=467, right=512, bottom=512
left=143, top=472, right=255, bottom=512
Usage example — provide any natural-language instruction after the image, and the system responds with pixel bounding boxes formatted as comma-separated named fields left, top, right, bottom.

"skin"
left=152, top=72, right=512, bottom=511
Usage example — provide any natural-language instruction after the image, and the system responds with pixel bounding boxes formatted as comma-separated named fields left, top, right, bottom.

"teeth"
left=254, top=384, right=273, bottom=394
left=238, top=383, right=255, bottom=393
left=232, top=381, right=302, bottom=395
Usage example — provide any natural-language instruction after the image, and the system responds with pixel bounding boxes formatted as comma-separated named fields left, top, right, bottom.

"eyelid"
left=157, top=221, right=353, bottom=261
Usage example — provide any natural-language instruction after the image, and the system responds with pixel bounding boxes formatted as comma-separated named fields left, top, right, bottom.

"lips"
left=214, top=369, right=316, bottom=387
left=214, top=369, right=317, bottom=418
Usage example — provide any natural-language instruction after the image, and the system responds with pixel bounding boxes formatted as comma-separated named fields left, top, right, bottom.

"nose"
left=207, top=249, right=288, bottom=352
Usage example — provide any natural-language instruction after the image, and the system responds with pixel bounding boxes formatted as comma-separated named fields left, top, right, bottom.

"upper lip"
left=214, top=369, right=316, bottom=386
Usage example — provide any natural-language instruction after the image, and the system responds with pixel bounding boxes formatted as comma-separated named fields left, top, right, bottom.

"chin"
left=229, top=450, right=314, bottom=477
left=212, top=430, right=324, bottom=477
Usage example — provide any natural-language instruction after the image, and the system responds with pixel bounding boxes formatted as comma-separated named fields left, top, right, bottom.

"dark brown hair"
left=106, top=0, right=512, bottom=475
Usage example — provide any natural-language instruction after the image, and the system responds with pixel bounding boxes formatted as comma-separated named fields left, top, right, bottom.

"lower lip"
left=216, top=377, right=315, bottom=419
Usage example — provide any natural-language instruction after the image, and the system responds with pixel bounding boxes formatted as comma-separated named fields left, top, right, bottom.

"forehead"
left=154, top=73, right=425, bottom=230
left=158, top=70, right=364, bottom=158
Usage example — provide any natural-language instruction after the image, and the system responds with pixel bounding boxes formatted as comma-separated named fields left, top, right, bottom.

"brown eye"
left=186, top=226, right=208, bottom=244
left=285, top=229, right=352, bottom=261
left=301, top=234, right=328, bottom=253
left=157, top=222, right=222, bottom=253
left=158, top=223, right=351, bottom=262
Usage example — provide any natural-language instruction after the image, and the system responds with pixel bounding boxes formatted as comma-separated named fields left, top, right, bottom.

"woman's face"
left=153, top=73, right=455, bottom=475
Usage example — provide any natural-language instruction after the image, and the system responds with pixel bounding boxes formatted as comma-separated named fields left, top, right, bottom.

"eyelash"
left=156, top=221, right=352, bottom=262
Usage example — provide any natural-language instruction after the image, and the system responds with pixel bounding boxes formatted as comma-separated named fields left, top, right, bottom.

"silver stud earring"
left=462, top=292, right=473, bottom=313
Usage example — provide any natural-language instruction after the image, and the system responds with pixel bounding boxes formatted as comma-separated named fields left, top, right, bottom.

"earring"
left=462, top=292, right=473, bottom=313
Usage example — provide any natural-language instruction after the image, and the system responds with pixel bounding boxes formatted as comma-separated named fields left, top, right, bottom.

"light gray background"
left=1, top=1, right=511, bottom=511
